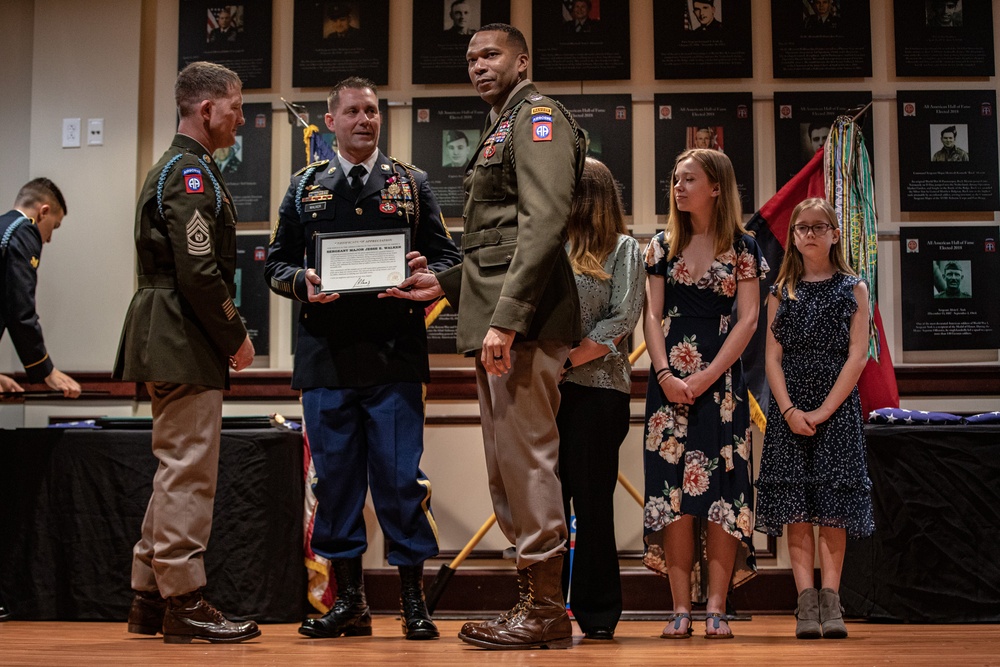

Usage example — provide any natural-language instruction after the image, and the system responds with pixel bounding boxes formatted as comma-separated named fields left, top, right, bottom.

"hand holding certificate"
left=315, top=229, right=410, bottom=294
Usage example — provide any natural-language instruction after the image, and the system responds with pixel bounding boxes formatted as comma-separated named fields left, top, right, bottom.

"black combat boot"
left=299, top=557, right=372, bottom=638
left=398, top=563, right=439, bottom=640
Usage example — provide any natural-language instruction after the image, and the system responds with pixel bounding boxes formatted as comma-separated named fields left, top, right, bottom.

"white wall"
left=0, top=0, right=141, bottom=375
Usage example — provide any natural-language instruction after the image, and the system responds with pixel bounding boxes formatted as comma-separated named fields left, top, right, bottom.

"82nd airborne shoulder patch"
left=183, top=167, right=205, bottom=194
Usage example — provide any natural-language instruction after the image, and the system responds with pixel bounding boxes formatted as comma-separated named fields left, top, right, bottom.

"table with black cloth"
left=841, top=424, right=1000, bottom=623
left=0, top=427, right=307, bottom=622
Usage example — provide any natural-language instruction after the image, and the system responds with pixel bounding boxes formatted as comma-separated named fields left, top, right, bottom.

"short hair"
left=450, top=0, right=468, bottom=10
left=943, top=262, right=962, bottom=272
left=696, top=126, right=712, bottom=134
left=572, top=0, right=592, bottom=8
left=15, top=177, right=67, bottom=215
left=327, top=76, right=378, bottom=114
left=808, top=122, right=827, bottom=135
left=693, top=0, right=715, bottom=6
left=444, top=130, right=469, bottom=145
left=941, top=126, right=957, bottom=136
left=477, top=23, right=528, bottom=55
left=175, top=61, right=242, bottom=118
left=324, top=2, right=351, bottom=20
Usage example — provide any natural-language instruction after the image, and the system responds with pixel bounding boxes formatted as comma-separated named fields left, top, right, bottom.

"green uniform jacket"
left=113, top=134, right=247, bottom=388
left=437, top=83, right=586, bottom=354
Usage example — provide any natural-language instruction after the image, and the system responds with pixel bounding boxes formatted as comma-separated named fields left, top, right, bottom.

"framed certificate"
left=314, top=229, right=410, bottom=293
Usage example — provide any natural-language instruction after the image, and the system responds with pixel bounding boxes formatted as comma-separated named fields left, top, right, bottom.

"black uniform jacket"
left=0, top=210, right=54, bottom=382
left=265, top=151, right=461, bottom=390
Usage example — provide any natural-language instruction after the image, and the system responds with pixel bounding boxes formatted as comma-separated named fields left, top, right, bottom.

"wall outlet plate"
left=88, top=118, right=104, bottom=146
left=62, top=118, right=81, bottom=148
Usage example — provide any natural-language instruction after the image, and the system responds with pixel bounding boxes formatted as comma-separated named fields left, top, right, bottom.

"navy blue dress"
left=754, top=273, right=875, bottom=539
left=642, top=233, right=767, bottom=592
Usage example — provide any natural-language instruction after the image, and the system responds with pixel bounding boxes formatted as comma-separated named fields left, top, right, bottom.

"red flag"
left=743, top=150, right=827, bottom=429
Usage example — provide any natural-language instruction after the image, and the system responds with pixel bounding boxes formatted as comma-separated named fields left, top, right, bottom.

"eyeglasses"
left=792, top=222, right=834, bottom=236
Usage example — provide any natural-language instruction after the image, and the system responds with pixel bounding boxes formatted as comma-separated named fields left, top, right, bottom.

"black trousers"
left=557, top=382, right=631, bottom=632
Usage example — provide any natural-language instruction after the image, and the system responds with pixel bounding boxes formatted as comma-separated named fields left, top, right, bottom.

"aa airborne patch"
left=183, top=167, right=204, bottom=194
left=186, top=210, right=212, bottom=256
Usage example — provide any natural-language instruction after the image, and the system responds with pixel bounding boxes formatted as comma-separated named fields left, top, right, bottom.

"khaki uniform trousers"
left=475, top=340, right=570, bottom=570
left=131, top=382, right=223, bottom=598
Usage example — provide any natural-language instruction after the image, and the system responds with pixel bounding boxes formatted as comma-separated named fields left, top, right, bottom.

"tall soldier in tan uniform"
left=113, top=61, right=259, bottom=644
left=384, top=23, right=586, bottom=650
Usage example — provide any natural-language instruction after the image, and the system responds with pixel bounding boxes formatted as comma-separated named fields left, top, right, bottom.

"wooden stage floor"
left=2, top=615, right=998, bottom=666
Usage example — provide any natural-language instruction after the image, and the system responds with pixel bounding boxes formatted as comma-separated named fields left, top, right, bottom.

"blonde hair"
left=665, top=149, right=747, bottom=261
left=567, top=157, right=627, bottom=280
left=773, top=197, right=855, bottom=300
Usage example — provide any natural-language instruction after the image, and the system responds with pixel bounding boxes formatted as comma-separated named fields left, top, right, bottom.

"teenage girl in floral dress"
left=642, top=149, right=768, bottom=639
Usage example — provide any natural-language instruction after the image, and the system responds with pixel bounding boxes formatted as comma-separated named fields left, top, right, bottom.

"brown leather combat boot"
left=458, top=555, right=573, bottom=650
left=162, top=591, right=260, bottom=644
left=298, top=557, right=372, bottom=638
left=127, top=590, right=167, bottom=635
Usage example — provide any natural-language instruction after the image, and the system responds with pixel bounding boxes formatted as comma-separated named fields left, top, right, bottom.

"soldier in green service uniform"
left=383, top=23, right=586, bottom=650
left=113, top=61, right=259, bottom=645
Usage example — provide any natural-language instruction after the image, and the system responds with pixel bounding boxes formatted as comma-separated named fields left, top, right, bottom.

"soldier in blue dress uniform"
left=265, top=76, right=461, bottom=641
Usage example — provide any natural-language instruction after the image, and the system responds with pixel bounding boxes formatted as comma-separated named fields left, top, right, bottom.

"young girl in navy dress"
left=754, top=197, right=875, bottom=640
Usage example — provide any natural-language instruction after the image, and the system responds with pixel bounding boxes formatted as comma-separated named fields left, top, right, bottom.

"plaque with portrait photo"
left=288, top=99, right=389, bottom=175
left=653, top=92, right=755, bottom=215
left=235, top=233, right=271, bottom=363
left=215, top=102, right=272, bottom=223
left=895, top=0, right=995, bottom=77
left=411, top=97, right=489, bottom=220
left=773, top=91, right=874, bottom=190
left=899, top=225, right=1000, bottom=351
left=897, top=90, right=999, bottom=212
left=558, top=94, right=634, bottom=213
left=412, top=0, right=511, bottom=85
left=178, top=0, right=273, bottom=89
left=770, top=0, right=872, bottom=78
left=293, top=0, right=389, bottom=87
left=531, top=0, right=631, bottom=81
left=653, top=0, right=753, bottom=79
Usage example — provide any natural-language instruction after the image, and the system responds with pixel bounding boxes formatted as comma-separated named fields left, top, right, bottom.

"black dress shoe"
left=127, top=590, right=167, bottom=635
left=0, top=600, right=10, bottom=622
left=162, top=592, right=260, bottom=644
left=584, top=627, right=615, bottom=640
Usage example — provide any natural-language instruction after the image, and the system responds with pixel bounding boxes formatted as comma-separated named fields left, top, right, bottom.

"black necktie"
left=349, top=165, right=367, bottom=193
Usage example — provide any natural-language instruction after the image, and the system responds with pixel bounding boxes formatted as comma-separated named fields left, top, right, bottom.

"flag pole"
left=280, top=97, right=310, bottom=129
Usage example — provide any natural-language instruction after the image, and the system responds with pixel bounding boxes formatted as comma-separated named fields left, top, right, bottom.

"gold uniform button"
left=312, top=213, right=318, bottom=218
left=355, top=207, right=363, bottom=215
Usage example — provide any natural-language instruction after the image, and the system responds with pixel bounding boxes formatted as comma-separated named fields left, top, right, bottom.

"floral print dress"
left=642, top=232, right=767, bottom=593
